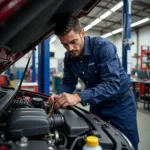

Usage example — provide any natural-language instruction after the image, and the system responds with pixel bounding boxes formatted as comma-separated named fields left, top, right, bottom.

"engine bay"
left=0, top=87, right=133, bottom=150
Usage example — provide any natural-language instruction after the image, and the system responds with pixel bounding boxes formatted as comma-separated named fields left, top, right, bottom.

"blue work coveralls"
left=57, top=36, right=139, bottom=150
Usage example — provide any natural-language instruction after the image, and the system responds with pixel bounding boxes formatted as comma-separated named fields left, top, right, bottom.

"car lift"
left=122, top=0, right=133, bottom=76
left=32, top=50, right=36, bottom=82
left=38, top=37, right=50, bottom=94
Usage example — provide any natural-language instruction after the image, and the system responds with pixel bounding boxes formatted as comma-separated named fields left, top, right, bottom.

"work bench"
left=131, top=79, right=150, bottom=110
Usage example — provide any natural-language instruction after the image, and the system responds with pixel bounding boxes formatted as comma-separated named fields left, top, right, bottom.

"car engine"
left=0, top=88, right=134, bottom=150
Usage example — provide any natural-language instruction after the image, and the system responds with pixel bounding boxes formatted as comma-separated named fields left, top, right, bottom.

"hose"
left=58, top=132, right=67, bottom=149
left=69, top=136, right=84, bottom=150
left=11, top=99, right=34, bottom=108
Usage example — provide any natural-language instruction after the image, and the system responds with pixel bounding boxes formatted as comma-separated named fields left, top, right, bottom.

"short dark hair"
left=54, top=16, right=82, bottom=36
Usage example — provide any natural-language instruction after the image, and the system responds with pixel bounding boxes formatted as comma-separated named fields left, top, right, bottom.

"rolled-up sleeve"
left=57, top=57, right=78, bottom=95
left=78, top=42, right=121, bottom=105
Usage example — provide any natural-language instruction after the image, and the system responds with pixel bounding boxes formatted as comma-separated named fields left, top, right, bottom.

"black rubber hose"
left=58, top=132, right=68, bottom=149
left=11, top=99, right=34, bottom=108
left=69, top=136, right=84, bottom=150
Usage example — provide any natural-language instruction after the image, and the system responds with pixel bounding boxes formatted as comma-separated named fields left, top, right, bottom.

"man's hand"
left=54, top=93, right=81, bottom=109
left=48, top=94, right=58, bottom=105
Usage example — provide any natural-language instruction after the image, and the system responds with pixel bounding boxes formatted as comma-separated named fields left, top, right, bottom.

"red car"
left=0, top=1, right=134, bottom=150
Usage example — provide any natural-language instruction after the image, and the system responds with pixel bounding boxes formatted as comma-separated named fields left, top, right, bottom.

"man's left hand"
left=54, top=93, right=81, bottom=109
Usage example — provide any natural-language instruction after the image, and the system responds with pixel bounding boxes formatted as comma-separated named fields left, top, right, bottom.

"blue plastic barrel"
left=17, top=70, right=23, bottom=79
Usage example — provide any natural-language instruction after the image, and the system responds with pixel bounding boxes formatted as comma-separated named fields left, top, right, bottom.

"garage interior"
left=1, top=0, right=150, bottom=150
left=49, top=2, right=150, bottom=149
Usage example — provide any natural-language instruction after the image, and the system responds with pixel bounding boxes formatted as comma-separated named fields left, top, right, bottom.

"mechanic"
left=49, top=16, right=139, bottom=150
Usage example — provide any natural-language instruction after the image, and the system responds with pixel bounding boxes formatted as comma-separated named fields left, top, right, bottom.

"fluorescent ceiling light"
left=83, top=1, right=124, bottom=31
left=111, top=2, right=123, bottom=12
left=131, top=18, right=150, bottom=27
left=84, top=24, right=92, bottom=31
left=91, top=18, right=101, bottom=26
left=50, top=36, right=57, bottom=44
left=101, top=17, right=150, bottom=38
left=100, top=11, right=112, bottom=19
left=101, top=32, right=112, bottom=38
left=112, top=28, right=123, bottom=34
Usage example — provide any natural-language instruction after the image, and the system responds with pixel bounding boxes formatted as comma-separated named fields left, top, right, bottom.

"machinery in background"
left=140, top=46, right=150, bottom=70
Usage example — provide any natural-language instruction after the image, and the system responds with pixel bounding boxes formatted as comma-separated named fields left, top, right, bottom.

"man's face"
left=58, top=29, right=85, bottom=57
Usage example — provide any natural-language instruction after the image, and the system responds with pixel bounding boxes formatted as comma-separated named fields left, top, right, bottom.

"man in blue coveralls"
left=49, top=16, right=139, bottom=150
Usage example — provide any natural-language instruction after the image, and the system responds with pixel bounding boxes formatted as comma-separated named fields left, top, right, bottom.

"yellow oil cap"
left=86, top=136, right=99, bottom=147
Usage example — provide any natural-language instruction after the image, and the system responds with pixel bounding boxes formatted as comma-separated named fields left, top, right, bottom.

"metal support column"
left=38, top=37, right=50, bottom=94
left=122, top=0, right=132, bottom=75
left=32, top=50, right=36, bottom=82
left=7, top=68, right=10, bottom=85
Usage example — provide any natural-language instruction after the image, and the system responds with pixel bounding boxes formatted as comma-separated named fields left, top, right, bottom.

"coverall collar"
left=83, top=36, right=91, bottom=56
left=70, top=36, right=91, bottom=59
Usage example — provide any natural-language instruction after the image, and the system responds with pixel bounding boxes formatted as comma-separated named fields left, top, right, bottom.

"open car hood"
left=0, top=0, right=100, bottom=73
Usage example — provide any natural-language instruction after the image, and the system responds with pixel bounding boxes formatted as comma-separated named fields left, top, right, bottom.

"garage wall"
left=108, top=31, right=138, bottom=69
left=15, top=48, right=38, bottom=68
left=14, top=53, right=32, bottom=70
left=139, top=25, right=150, bottom=49
left=108, top=25, right=150, bottom=69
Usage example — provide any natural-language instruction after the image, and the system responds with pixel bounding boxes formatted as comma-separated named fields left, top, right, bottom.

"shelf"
left=141, top=46, right=150, bottom=70
left=143, top=62, right=150, bottom=63
left=132, top=55, right=141, bottom=58
left=142, top=52, right=150, bottom=54
left=141, top=68, right=150, bottom=70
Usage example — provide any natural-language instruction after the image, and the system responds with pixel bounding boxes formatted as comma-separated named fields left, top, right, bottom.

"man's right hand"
left=48, top=94, right=58, bottom=105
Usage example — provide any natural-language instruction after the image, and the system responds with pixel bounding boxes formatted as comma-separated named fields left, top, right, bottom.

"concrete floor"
left=137, top=102, right=150, bottom=150
left=77, top=102, right=150, bottom=150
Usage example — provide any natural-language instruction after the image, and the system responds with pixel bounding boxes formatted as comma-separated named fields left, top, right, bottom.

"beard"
left=69, top=50, right=79, bottom=57
left=69, top=37, right=84, bottom=58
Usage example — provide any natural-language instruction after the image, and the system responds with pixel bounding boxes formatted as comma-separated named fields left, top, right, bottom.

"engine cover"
left=58, top=109, right=89, bottom=137
left=7, top=108, right=50, bottom=138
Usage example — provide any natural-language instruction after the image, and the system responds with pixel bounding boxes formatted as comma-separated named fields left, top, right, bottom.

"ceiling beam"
left=103, top=0, right=150, bottom=10
left=81, top=0, right=150, bottom=35
left=96, top=5, right=144, bottom=18
left=102, top=23, right=150, bottom=37
left=101, top=0, right=119, bottom=4
left=81, top=23, right=114, bottom=30
left=83, top=0, right=150, bottom=33
left=133, top=7, right=147, bottom=17
left=99, top=15, right=150, bottom=34
left=134, top=23, right=150, bottom=31
left=95, top=9, right=149, bottom=33
left=85, top=16, right=121, bottom=25
left=132, top=1, right=150, bottom=10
